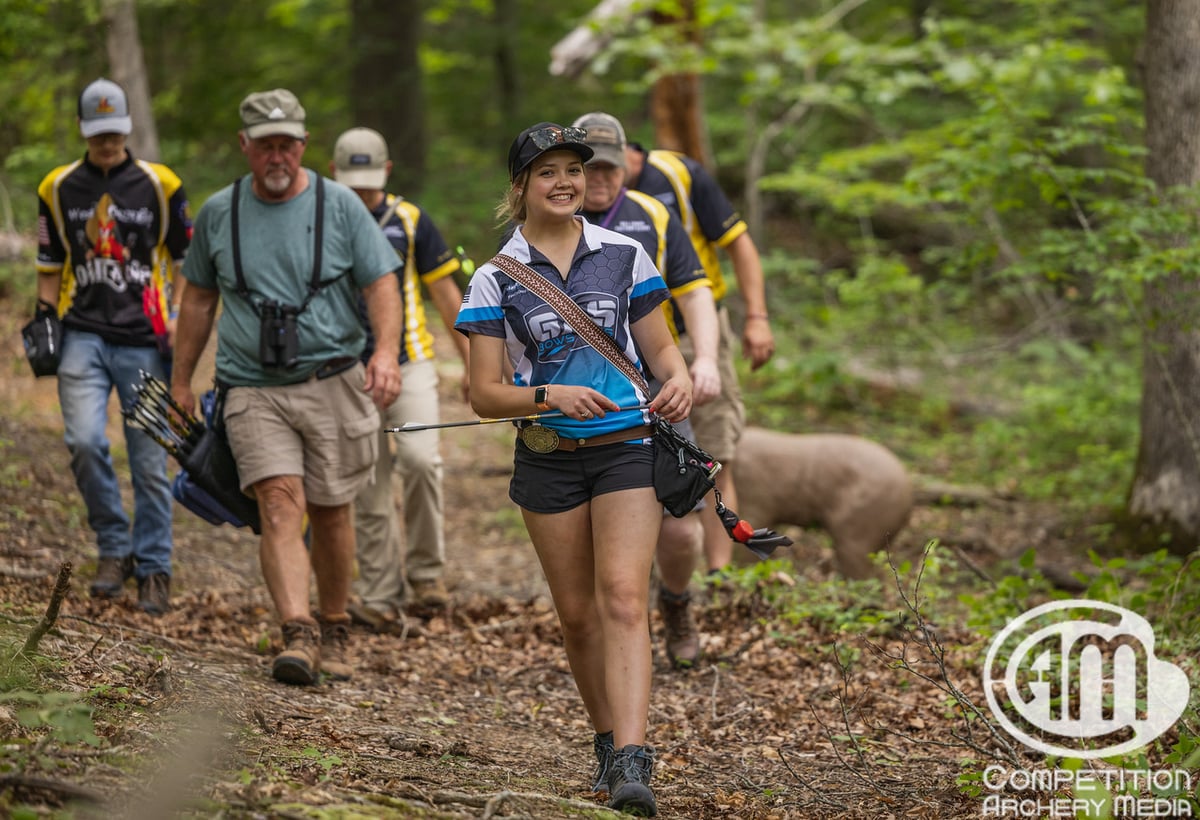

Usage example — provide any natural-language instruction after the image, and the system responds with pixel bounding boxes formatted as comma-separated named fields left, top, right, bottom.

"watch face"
left=535, top=386, right=547, bottom=404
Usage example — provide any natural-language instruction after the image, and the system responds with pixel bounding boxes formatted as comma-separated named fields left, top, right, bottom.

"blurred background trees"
left=3, top=0, right=1200, bottom=551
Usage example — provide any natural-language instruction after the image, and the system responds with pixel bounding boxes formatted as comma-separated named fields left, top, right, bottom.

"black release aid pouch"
left=21, top=303, right=63, bottom=377
left=652, top=417, right=722, bottom=518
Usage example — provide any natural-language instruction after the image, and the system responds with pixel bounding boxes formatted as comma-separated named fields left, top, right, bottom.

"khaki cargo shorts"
left=223, top=364, right=380, bottom=506
left=676, top=305, right=745, bottom=463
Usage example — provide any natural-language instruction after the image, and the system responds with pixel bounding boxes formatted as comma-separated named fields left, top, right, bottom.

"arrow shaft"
left=387, top=404, right=651, bottom=434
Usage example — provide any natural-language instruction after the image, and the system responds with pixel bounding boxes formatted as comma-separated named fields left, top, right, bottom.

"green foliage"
left=0, top=0, right=659, bottom=249
left=0, top=632, right=103, bottom=814
left=744, top=279, right=1142, bottom=512
left=710, top=559, right=899, bottom=635
left=299, top=745, right=343, bottom=777
left=0, top=689, right=101, bottom=747
left=959, top=546, right=1200, bottom=659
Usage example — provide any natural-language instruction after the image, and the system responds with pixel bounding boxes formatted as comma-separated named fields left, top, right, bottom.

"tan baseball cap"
left=332, top=127, right=389, bottom=189
left=239, top=89, right=306, bottom=140
left=572, top=112, right=626, bottom=168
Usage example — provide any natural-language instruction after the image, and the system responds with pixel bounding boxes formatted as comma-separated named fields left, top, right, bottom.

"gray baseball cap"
left=78, top=78, right=132, bottom=138
left=333, top=127, right=389, bottom=189
left=239, top=89, right=307, bottom=140
left=572, top=112, right=626, bottom=168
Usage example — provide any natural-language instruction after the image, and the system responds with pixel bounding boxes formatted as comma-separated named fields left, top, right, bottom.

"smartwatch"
left=534, top=385, right=551, bottom=412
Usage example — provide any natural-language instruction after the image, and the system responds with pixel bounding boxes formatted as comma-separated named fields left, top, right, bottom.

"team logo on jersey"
left=527, top=294, right=619, bottom=361
left=75, top=193, right=152, bottom=291
left=86, top=194, right=130, bottom=264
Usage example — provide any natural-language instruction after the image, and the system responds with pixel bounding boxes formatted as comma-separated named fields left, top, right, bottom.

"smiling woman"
left=454, top=120, right=697, bottom=816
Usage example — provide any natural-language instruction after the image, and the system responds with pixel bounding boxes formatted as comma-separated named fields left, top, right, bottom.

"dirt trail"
left=0, top=313, right=1039, bottom=819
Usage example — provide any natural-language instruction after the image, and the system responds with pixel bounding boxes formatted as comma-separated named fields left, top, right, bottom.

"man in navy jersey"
left=331, top=127, right=467, bottom=624
left=624, top=133, right=777, bottom=579
left=574, top=111, right=719, bottom=670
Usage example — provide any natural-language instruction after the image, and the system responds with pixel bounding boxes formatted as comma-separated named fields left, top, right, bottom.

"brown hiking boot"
left=273, top=620, right=320, bottom=686
left=90, top=556, right=134, bottom=598
left=137, top=573, right=171, bottom=616
left=409, top=577, right=449, bottom=612
left=347, top=599, right=401, bottom=632
left=658, top=587, right=699, bottom=669
left=317, top=614, right=353, bottom=681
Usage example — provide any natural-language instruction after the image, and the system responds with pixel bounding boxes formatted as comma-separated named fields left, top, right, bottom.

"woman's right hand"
left=650, top=374, right=693, bottom=423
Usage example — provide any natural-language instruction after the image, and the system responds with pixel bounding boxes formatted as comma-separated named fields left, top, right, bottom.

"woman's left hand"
left=650, top=375, right=692, bottom=423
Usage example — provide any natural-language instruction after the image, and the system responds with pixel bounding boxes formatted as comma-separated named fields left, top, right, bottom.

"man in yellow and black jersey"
left=624, top=136, right=776, bottom=578
left=332, top=127, right=469, bottom=626
left=34, top=78, right=191, bottom=615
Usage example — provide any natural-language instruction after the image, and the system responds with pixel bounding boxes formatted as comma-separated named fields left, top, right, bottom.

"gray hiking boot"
left=658, top=587, right=699, bottom=669
left=591, top=730, right=615, bottom=794
left=608, top=744, right=657, bottom=816
left=90, top=555, right=134, bottom=598
left=272, top=620, right=320, bottom=686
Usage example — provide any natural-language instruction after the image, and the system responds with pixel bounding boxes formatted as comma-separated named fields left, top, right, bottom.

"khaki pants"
left=676, top=305, right=745, bottom=463
left=352, top=359, right=445, bottom=608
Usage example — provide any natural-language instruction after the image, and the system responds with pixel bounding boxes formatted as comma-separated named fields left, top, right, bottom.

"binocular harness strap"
left=230, top=174, right=332, bottom=316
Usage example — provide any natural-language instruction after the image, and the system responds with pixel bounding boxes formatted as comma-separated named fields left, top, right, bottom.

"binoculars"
left=258, top=299, right=301, bottom=369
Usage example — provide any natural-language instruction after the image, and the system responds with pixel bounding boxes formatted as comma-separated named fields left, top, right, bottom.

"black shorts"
left=509, top=439, right=654, bottom=514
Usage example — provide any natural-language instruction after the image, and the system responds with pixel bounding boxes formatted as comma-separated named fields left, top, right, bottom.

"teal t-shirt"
left=183, top=169, right=400, bottom=386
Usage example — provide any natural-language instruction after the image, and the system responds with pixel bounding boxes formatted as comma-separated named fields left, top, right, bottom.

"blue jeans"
left=57, top=330, right=173, bottom=577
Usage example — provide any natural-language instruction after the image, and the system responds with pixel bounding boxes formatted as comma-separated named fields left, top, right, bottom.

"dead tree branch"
left=22, top=562, right=72, bottom=656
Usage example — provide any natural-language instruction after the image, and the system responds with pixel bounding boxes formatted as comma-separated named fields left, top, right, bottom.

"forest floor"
left=0, top=301, right=1106, bottom=820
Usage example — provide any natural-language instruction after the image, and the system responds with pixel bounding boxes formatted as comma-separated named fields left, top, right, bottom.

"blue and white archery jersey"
left=456, top=218, right=670, bottom=439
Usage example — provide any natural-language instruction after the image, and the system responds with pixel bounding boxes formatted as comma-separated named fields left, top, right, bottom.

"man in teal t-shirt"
left=171, top=88, right=403, bottom=687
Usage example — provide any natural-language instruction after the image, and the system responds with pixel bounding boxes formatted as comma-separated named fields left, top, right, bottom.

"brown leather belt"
left=518, top=424, right=652, bottom=453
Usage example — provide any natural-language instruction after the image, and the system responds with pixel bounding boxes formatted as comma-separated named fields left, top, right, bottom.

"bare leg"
left=701, top=467, right=738, bottom=572
left=656, top=512, right=700, bottom=595
left=592, top=488, right=660, bottom=746
left=522, top=487, right=661, bottom=747
left=255, top=475, right=312, bottom=622
left=308, top=501, right=356, bottom=619
left=523, top=502, right=609, bottom=730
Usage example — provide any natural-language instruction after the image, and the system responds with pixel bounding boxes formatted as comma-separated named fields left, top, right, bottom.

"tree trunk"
left=649, top=0, right=711, bottom=169
left=1130, top=0, right=1200, bottom=546
left=103, top=0, right=160, bottom=161
left=651, top=74, right=709, bottom=166
left=350, top=0, right=425, bottom=194
left=493, top=0, right=521, bottom=137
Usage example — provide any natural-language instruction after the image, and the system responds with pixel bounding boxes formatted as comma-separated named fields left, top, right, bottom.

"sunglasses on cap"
left=526, top=125, right=587, bottom=150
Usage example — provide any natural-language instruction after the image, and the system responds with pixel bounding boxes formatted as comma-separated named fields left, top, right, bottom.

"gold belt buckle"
left=520, top=424, right=560, bottom=454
